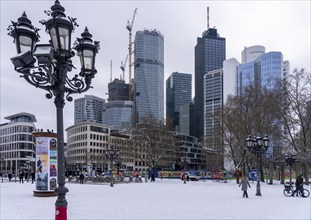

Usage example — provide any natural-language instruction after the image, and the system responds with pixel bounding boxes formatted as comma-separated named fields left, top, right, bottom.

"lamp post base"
left=55, top=206, right=67, bottom=220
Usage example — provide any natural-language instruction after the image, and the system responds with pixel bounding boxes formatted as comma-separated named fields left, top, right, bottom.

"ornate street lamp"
left=246, top=135, right=269, bottom=196
left=7, top=1, right=100, bottom=220
left=105, top=146, right=120, bottom=187
left=285, top=154, right=296, bottom=187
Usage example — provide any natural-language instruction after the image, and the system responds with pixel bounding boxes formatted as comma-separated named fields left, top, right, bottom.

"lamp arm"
left=21, top=71, right=54, bottom=99
left=64, top=74, right=93, bottom=101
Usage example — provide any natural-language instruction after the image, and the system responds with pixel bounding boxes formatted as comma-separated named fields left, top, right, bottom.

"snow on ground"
left=1, top=178, right=310, bottom=220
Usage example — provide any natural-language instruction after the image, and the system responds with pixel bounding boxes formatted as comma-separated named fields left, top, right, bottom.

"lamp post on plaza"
left=246, top=135, right=270, bottom=196
left=285, top=154, right=296, bottom=187
left=105, top=146, right=120, bottom=187
left=7, top=1, right=100, bottom=219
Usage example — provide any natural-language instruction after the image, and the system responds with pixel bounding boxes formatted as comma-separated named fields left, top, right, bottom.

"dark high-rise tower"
left=166, top=72, right=192, bottom=131
left=194, top=28, right=226, bottom=139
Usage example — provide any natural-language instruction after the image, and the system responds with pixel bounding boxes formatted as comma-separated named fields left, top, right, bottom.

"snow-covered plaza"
left=1, top=178, right=310, bottom=220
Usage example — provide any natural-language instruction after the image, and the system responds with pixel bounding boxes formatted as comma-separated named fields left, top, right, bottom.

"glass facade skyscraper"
left=134, top=29, right=164, bottom=122
left=237, top=51, right=283, bottom=94
left=194, top=28, right=226, bottom=139
left=166, top=72, right=192, bottom=131
left=102, top=100, right=133, bottom=131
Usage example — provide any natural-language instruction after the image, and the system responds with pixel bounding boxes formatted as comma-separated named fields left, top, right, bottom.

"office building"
left=102, top=100, right=133, bottom=131
left=223, top=58, right=239, bottom=104
left=241, top=45, right=265, bottom=64
left=237, top=51, right=284, bottom=94
left=166, top=72, right=192, bottom=131
left=203, top=69, right=224, bottom=169
left=194, top=28, right=226, bottom=139
left=0, top=112, right=36, bottom=176
left=66, top=122, right=110, bottom=173
left=179, top=103, right=195, bottom=136
left=74, top=95, right=105, bottom=124
left=133, top=29, right=164, bottom=123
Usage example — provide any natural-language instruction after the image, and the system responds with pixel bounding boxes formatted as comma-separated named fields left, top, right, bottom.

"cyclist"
left=292, top=174, right=305, bottom=197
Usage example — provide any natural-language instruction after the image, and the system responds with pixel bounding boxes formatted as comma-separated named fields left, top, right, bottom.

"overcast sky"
left=1, top=0, right=310, bottom=134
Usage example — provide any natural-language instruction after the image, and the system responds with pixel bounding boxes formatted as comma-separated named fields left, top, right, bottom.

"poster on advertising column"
left=33, top=131, right=57, bottom=193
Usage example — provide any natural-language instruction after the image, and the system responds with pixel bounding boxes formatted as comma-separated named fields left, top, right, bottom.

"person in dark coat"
left=292, top=174, right=304, bottom=197
left=239, top=174, right=251, bottom=198
left=19, top=171, right=24, bottom=183
left=25, top=172, right=28, bottom=182
left=31, top=171, right=36, bottom=184
left=8, top=173, right=12, bottom=182
left=79, top=173, right=84, bottom=184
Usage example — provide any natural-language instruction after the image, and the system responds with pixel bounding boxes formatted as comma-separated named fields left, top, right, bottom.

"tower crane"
left=126, top=8, right=137, bottom=100
left=120, top=54, right=128, bottom=81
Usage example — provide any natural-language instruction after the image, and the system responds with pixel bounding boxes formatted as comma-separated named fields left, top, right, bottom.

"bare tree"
left=220, top=84, right=282, bottom=181
left=132, top=115, right=176, bottom=181
left=277, top=68, right=311, bottom=183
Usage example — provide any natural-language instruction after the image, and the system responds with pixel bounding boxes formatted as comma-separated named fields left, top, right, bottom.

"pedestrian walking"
left=292, top=174, right=305, bottom=197
left=8, top=173, right=12, bottom=182
left=79, top=173, right=84, bottom=184
left=151, top=173, right=155, bottom=182
left=19, top=170, right=24, bottom=184
left=31, top=171, right=35, bottom=184
left=239, top=174, right=251, bottom=198
left=25, top=172, right=28, bottom=182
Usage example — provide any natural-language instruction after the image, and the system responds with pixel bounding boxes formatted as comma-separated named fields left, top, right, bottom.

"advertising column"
left=32, top=131, right=57, bottom=197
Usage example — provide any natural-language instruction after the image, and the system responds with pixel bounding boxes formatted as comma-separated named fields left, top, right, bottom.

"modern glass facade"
left=74, top=95, right=106, bottom=124
left=102, top=100, right=133, bottom=131
left=194, top=28, right=226, bottom=139
left=134, top=29, right=164, bottom=122
left=0, top=113, right=36, bottom=176
left=179, top=103, right=195, bottom=137
left=166, top=72, right=192, bottom=130
left=237, top=51, right=283, bottom=94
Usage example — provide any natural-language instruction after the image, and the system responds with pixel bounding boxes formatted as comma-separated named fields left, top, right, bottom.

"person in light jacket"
left=239, top=174, right=251, bottom=198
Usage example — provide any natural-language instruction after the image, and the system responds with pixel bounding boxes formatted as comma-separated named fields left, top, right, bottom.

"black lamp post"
left=246, top=135, right=269, bottom=196
left=105, top=146, right=120, bottom=187
left=285, top=154, right=296, bottom=187
left=7, top=1, right=100, bottom=220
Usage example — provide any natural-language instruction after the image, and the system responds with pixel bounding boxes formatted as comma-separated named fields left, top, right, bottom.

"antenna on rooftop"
left=207, top=6, right=209, bottom=29
left=110, top=60, right=112, bottom=82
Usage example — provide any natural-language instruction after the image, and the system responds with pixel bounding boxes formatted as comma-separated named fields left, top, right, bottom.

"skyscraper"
left=133, top=29, right=164, bottom=123
left=74, top=95, right=105, bottom=124
left=194, top=28, right=226, bottom=139
left=237, top=51, right=284, bottom=94
left=204, top=68, right=223, bottom=168
left=166, top=72, right=192, bottom=130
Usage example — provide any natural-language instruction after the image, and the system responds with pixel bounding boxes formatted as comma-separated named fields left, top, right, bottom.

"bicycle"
left=283, top=184, right=310, bottom=198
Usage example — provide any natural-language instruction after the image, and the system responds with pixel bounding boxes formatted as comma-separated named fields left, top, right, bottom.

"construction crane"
left=120, top=54, right=128, bottom=81
left=126, top=8, right=137, bottom=100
